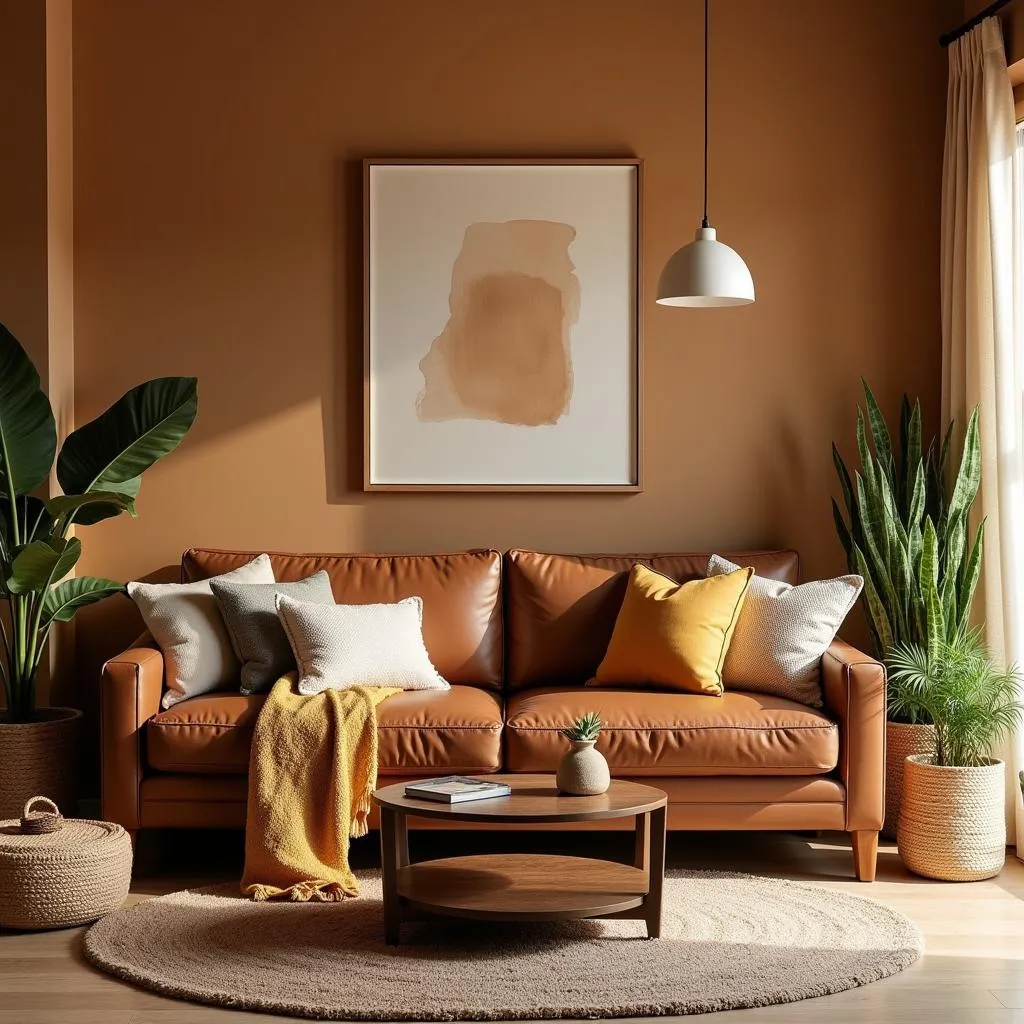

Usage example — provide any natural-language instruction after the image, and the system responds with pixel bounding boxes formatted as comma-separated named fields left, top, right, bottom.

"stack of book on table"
left=404, top=776, right=512, bottom=804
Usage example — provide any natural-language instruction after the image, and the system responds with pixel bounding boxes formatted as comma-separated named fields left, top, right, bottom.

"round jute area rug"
left=84, top=869, right=922, bottom=1020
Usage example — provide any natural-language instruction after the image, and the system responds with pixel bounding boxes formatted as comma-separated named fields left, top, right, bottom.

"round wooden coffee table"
left=372, top=774, right=667, bottom=945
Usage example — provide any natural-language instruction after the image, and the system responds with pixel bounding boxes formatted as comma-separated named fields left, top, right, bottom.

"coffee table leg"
left=634, top=812, right=650, bottom=871
left=645, top=805, right=666, bottom=939
left=379, top=807, right=408, bottom=945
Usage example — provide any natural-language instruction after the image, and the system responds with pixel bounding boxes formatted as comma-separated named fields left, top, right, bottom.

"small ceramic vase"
left=556, top=740, right=611, bottom=796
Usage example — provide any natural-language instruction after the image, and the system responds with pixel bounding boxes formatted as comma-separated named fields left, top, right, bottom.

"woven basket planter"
left=898, top=754, right=1006, bottom=881
left=0, top=797, right=133, bottom=930
left=883, top=721, right=935, bottom=839
left=0, top=708, right=82, bottom=821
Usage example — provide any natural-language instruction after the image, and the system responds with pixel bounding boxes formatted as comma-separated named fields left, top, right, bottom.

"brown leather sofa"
left=100, top=547, right=885, bottom=880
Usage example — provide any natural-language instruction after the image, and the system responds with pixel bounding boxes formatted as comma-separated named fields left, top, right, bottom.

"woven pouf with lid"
left=0, top=797, right=133, bottom=930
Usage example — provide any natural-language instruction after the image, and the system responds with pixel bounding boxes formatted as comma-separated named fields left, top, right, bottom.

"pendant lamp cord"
left=702, top=0, right=710, bottom=229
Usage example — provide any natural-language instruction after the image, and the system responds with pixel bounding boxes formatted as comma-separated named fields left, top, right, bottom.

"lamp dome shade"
left=656, top=225, right=754, bottom=307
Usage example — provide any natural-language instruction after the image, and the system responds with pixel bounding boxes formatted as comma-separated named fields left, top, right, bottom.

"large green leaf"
left=0, top=495, right=53, bottom=551
left=0, top=323, right=57, bottom=497
left=41, top=575, right=126, bottom=624
left=56, top=377, right=197, bottom=498
left=6, top=536, right=82, bottom=594
left=46, top=490, right=137, bottom=521
left=71, top=476, right=142, bottom=527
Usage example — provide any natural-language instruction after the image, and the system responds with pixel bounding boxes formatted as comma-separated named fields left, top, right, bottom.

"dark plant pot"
left=0, top=707, right=82, bottom=820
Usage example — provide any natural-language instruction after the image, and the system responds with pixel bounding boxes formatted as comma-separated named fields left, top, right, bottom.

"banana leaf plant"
left=832, top=381, right=984, bottom=722
left=0, top=323, right=197, bottom=722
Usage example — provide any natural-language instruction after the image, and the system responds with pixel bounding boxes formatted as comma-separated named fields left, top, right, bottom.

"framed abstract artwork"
left=363, top=158, right=642, bottom=491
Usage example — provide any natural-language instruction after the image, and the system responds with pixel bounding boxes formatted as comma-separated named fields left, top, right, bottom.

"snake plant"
left=832, top=381, right=984, bottom=709
left=0, top=322, right=198, bottom=722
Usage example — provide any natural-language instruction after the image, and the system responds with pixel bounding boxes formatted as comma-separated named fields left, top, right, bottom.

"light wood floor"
left=2, top=828, right=1024, bottom=1024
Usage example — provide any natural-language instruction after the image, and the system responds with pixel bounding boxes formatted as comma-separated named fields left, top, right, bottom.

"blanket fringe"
left=245, top=879, right=359, bottom=902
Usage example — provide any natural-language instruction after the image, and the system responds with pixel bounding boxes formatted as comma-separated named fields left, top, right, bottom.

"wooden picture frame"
left=363, top=157, right=643, bottom=492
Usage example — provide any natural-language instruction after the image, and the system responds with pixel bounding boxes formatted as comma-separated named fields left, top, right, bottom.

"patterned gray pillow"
left=211, top=572, right=335, bottom=694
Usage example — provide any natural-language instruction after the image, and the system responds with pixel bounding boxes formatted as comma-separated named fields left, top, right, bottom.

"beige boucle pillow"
left=706, top=554, right=863, bottom=706
left=276, top=594, right=449, bottom=695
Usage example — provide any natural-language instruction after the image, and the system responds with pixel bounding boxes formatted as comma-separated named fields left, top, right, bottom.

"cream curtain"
left=940, top=16, right=1022, bottom=847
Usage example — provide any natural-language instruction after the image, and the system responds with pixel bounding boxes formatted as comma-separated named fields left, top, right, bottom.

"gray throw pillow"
left=211, top=571, right=335, bottom=695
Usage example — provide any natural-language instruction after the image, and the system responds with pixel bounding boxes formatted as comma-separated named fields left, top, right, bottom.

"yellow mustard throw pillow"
left=591, top=563, right=753, bottom=695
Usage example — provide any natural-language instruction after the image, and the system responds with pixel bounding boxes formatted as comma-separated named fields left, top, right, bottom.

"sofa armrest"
left=100, top=641, right=164, bottom=830
left=821, top=639, right=886, bottom=831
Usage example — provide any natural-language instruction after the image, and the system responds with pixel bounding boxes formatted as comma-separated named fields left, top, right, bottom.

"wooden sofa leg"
left=851, top=830, right=878, bottom=882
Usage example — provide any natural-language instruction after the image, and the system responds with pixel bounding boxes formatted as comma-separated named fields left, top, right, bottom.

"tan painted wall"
left=0, top=0, right=74, bottom=709
left=0, top=0, right=48, bottom=373
left=70, top=0, right=953, bottom=704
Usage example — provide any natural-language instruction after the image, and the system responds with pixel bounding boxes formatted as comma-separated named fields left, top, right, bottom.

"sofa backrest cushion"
left=183, top=548, right=503, bottom=689
left=505, top=549, right=799, bottom=691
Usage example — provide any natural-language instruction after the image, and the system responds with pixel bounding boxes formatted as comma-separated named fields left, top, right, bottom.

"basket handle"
left=20, top=796, right=64, bottom=834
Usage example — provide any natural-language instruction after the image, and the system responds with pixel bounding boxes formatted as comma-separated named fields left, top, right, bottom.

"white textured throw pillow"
left=706, top=554, right=863, bottom=706
left=275, top=594, right=449, bottom=695
left=128, top=554, right=275, bottom=709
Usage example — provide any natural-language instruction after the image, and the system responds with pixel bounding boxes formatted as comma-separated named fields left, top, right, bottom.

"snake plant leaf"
left=6, top=536, right=82, bottom=594
left=0, top=323, right=57, bottom=498
left=921, top=517, right=944, bottom=661
left=854, top=543, right=894, bottom=653
left=856, top=408, right=873, bottom=484
left=958, top=518, right=985, bottom=633
left=943, top=510, right=967, bottom=589
left=41, top=575, right=126, bottom=624
left=905, top=400, right=923, bottom=519
left=939, top=418, right=955, bottom=481
left=898, top=395, right=911, bottom=507
left=832, top=443, right=857, bottom=520
left=862, top=380, right=893, bottom=471
left=56, top=377, right=198, bottom=500
left=946, top=407, right=981, bottom=528
left=45, top=490, right=138, bottom=521
left=907, top=461, right=925, bottom=530
left=856, top=471, right=900, bottom=632
left=832, top=498, right=854, bottom=567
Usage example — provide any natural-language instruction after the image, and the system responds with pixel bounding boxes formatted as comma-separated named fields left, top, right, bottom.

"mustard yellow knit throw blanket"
left=242, top=675, right=399, bottom=902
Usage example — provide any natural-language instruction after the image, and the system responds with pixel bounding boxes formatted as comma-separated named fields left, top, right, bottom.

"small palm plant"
left=888, top=629, right=1023, bottom=767
left=560, top=712, right=602, bottom=743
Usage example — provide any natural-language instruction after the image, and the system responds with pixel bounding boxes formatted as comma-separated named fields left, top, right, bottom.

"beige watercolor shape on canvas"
left=417, top=220, right=581, bottom=426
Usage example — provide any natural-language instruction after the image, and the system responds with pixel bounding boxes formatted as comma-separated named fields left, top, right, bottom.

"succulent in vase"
left=557, top=712, right=610, bottom=796
left=560, top=711, right=602, bottom=743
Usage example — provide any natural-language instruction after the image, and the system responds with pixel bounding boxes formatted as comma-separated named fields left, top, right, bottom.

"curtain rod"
left=940, top=0, right=1015, bottom=47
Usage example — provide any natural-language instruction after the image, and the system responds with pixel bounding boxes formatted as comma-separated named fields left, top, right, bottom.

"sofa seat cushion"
left=147, top=686, right=503, bottom=775
left=505, top=688, right=838, bottom=776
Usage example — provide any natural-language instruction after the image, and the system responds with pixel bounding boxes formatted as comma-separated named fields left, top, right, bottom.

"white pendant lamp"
left=656, top=0, right=754, bottom=308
